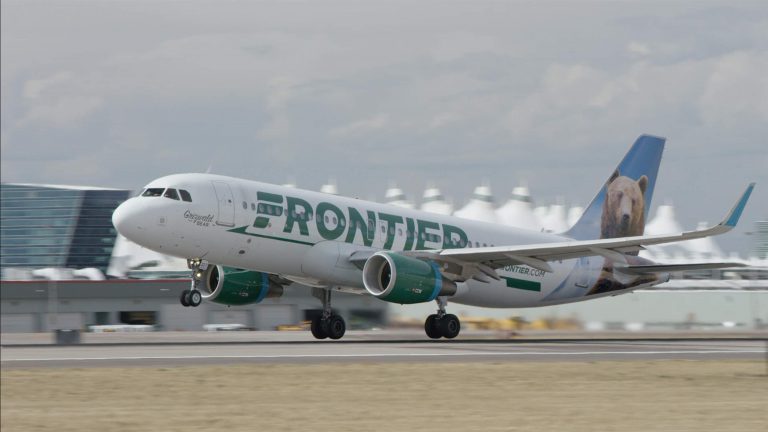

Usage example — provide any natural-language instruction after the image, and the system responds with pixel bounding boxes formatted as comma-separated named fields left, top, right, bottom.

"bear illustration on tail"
left=601, top=170, right=648, bottom=239
left=588, top=170, right=658, bottom=295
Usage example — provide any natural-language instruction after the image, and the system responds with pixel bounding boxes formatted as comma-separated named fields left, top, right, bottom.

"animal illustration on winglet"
left=601, top=170, right=648, bottom=239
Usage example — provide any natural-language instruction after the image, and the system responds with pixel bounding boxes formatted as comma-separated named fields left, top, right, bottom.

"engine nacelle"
left=362, top=251, right=456, bottom=304
left=199, top=265, right=283, bottom=306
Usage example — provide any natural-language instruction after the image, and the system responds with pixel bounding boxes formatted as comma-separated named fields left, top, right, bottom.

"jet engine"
left=199, top=265, right=283, bottom=306
left=362, top=251, right=456, bottom=304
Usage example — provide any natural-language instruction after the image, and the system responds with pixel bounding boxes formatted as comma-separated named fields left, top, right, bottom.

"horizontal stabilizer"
left=618, top=262, right=748, bottom=275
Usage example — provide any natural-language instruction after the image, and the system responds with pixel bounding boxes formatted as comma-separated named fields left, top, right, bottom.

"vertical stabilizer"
left=565, top=135, right=665, bottom=240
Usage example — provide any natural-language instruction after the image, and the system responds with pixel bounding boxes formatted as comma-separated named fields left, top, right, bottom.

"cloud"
left=17, top=94, right=103, bottom=128
left=699, top=50, right=768, bottom=126
left=329, top=114, right=390, bottom=138
left=627, top=41, right=652, bottom=56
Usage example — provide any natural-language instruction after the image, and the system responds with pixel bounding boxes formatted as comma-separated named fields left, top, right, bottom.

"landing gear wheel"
left=439, top=314, right=461, bottom=339
left=187, top=290, right=202, bottom=307
left=425, top=314, right=441, bottom=339
left=180, top=289, right=190, bottom=307
left=310, top=316, right=328, bottom=339
left=326, top=315, right=346, bottom=340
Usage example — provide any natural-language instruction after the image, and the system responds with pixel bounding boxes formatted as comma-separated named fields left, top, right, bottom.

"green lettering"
left=283, top=196, right=313, bottom=236
left=415, top=219, right=440, bottom=250
left=253, top=192, right=284, bottom=229
left=378, top=212, right=404, bottom=250
left=345, top=208, right=376, bottom=246
left=403, top=218, right=416, bottom=251
left=442, top=224, right=468, bottom=249
left=316, top=202, right=346, bottom=240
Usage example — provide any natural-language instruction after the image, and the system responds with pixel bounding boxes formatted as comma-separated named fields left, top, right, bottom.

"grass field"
left=2, top=360, right=767, bottom=431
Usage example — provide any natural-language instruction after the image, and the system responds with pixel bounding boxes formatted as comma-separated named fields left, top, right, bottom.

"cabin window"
left=142, top=188, right=165, bottom=197
left=164, top=189, right=180, bottom=200
left=251, top=203, right=256, bottom=211
left=242, top=201, right=248, bottom=209
left=179, top=190, right=192, bottom=202
left=398, top=228, right=403, bottom=237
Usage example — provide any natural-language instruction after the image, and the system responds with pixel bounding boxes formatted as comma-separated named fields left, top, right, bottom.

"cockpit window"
left=164, top=188, right=180, bottom=200
left=142, top=188, right=165, bottom=197
left=179, top=189, right=192, bottom=202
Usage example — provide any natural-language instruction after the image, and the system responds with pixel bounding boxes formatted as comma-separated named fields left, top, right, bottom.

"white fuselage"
left=113, top=173, right=660, bottom=308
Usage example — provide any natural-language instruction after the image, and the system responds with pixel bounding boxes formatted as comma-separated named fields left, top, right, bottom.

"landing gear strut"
left=310, top=289, right=346, bottom=340
left=181, top=259, right=207, bottom=308
left=424, top=297, right=460, bottom=339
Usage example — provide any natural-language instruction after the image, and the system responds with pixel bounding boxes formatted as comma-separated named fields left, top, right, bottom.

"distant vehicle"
left=112, top=135, right=754, bottom=340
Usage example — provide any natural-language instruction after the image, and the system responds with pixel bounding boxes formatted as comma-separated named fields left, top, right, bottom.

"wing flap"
left=618, top=262, right=748, bottom=275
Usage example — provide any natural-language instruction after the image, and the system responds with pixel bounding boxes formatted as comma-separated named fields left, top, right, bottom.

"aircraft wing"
left=410, top=183, right=755, bottom=274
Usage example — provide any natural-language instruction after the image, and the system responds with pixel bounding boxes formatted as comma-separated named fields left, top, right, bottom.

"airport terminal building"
left=1, top=183, right=130, bottom=275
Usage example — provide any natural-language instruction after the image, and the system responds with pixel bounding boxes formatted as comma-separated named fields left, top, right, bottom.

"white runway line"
left=3, top=349, right=765, bottom=362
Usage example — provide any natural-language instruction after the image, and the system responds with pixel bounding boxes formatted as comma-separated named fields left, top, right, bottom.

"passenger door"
left=211, top=181, right=235, bottom=227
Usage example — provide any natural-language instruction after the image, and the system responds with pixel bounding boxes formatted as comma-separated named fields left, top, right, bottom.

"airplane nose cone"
left=112, top=198, right=142, bottom=238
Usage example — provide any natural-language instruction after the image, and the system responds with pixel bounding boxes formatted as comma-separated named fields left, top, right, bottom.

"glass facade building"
left=1, top=183, right=131, bottom=274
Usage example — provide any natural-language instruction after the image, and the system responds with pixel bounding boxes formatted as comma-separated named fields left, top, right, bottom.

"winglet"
left=721, top=183, right=755, bottom=228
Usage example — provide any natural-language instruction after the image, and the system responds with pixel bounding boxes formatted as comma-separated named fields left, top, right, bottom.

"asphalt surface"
left=2, top=336, right=765, bottom=368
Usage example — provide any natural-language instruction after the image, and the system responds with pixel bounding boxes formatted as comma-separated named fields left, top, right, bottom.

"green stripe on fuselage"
left=502, top=276, right=541, bottom=292
left=228, top=226, right=315, bottom=246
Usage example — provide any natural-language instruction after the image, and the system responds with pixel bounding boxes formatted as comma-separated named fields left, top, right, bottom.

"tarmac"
left=2, top=330, right=766, bottom=368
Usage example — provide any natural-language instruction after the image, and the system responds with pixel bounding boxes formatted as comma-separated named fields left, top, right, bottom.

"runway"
left=2, top=338, right=765, bottom=368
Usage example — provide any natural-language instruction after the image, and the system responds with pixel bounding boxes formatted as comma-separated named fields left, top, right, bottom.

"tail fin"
left=565, top=135, right=665, bottom=240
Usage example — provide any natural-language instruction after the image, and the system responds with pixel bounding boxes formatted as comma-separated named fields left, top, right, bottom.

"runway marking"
left=2, top=349, right=764, bottom=362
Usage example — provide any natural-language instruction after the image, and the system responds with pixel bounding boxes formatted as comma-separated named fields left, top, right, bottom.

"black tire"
left=327, top=315, right=346, bottom=340
left=310, top=316, right=328, bottom=339
left=180, top=289, right=190, bottom=307
left=188, top=290, right=202, bottom=307
left=424, top=314, right=442, bottom=339
left=439, top=314, right=461, bottom=339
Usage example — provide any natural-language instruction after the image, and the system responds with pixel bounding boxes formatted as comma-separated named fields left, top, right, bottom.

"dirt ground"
left=2, top=360, right=767, bottom=432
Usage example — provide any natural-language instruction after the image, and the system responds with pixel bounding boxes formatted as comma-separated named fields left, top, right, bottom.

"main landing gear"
left=310, top=289, right=346, bottom=340
left=180, top=259, right=206, bottom=308
left=424, top=297, right=460, bottom=339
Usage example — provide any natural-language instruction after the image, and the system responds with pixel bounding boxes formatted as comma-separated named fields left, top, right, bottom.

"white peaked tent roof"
left=384, top=185, right=414, bottom=209
left=643, top=204, right=724, bottom=259
left=683, top=221, right=724, bottom=258
left=540, top=203, right=569, bottom=233
left=320, top=180, right=339, bottom=195
left=496, top=186, right=541, bottom=230
left=645, top=205, right=683, bottom=235
left=454, top=184, right=498, bottom=224
left=567, top=206, right=584, bottom=229
left=107, top=235, right=188, bottom=278
left=420, top=186, right=453, bottom=215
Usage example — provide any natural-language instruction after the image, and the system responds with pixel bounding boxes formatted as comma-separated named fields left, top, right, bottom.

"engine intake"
left=200, top=265, right=283, bottom=306
left=362, top=252, right=455, bottom=304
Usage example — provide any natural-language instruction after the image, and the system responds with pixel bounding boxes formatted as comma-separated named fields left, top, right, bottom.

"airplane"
left=112, top=135, right=755, bottom=340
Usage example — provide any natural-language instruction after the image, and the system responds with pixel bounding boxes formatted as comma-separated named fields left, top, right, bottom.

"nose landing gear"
left=424, top=297, right=460, bottom=339
left=181, top=259, right=207, bottom=307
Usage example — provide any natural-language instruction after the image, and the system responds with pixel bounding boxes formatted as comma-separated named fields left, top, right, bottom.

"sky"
left=1, top=0, right=766, bottom=255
